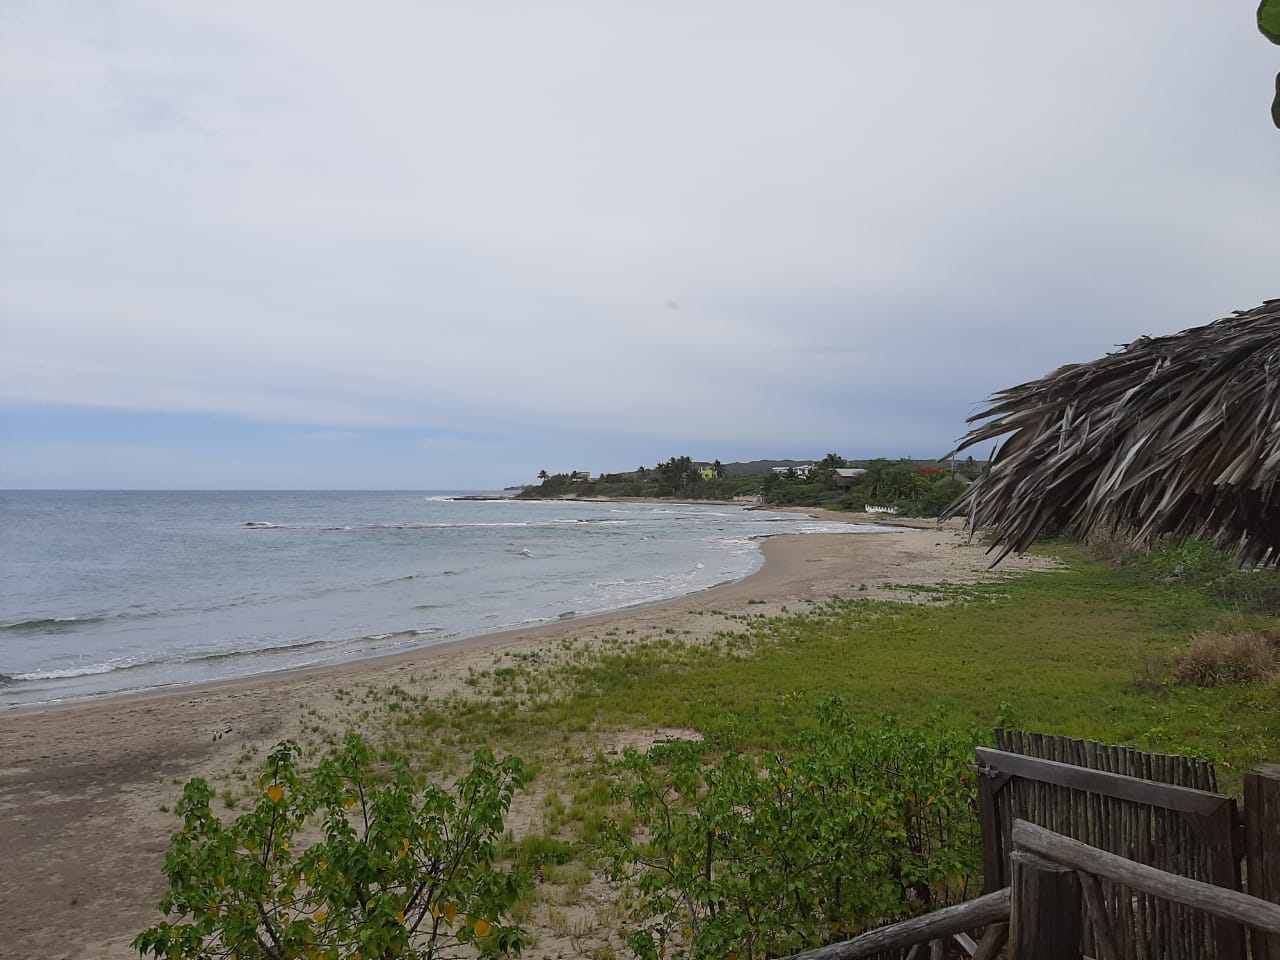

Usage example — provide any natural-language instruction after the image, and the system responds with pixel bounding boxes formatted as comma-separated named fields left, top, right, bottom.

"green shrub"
left=134, top=734, right=530, bottom=960
left=1143, top=537, right=1235, bottom=586
left=601, top=698, right=981, bottom=960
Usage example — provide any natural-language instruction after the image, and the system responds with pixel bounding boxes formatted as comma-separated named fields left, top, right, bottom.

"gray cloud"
left=2, top=2, right=1276, bottom=485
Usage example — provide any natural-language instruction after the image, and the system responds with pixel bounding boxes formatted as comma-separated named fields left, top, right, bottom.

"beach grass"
left=299, top=544, right=1279, bottom=796
left=526, top=550, right=1276, bottom=785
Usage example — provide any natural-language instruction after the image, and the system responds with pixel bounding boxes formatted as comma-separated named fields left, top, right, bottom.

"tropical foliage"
left=602, top=700, right=982, bottom=960
left=520, top=456, right=978, bottom=517
left=134, top=735, right=529, bottom=960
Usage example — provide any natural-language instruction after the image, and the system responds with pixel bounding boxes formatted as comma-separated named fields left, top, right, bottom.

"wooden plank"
left=977, top=762, right=1005, bottom=893
left=1204, top=798, right=1245, bottom=960
left=776, top=890, right=1011, bottom=960
left=977, top=748, right=1232, bottom=816
left=1077, top=869, right=1120, bottom=960
left=1010, top=849, right=1084, bottom=959
left=1011, top=820, right=1280, bottom=934
left=972, top=922, right=1008, bottom=960
left=1246, top=765, right=1280, bottom=960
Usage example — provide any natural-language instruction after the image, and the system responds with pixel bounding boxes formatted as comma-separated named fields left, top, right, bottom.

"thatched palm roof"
left=942, top=299, right=1280, bottom=566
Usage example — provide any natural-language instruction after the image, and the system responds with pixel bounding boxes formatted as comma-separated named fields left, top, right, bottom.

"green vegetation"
left=1260, top=0, right=1280, bottom=126
left=158, top=540, right=1279, bottom=958
left=527, top=552, right=1278, bottom=781
left=136, top=735, right=530, bottom=960
left=518, top=454, right=982, bottom=516
left=604, top=702, right=981, bottom=960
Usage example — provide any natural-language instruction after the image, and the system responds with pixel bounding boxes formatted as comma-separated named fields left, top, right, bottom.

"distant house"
left=691, top=461, right=717, bottom=480
left=772, top=464, right=814, bottom=479
left=832, top=468, right=868, bottom=488
left=570, top=471, right=592, bottom=482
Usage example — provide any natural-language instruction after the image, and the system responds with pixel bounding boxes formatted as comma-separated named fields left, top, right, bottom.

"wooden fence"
left=977, top=729, right=1244, bottom=959
left=781, top=746, right=1278, bottom=960
left=781, top=817, right=1280, bottom=960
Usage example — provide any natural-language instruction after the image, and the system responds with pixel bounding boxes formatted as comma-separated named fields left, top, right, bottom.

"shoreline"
left=2, top=504, right=908, bottom=715
left=0, top=519, right=1049, bottom=958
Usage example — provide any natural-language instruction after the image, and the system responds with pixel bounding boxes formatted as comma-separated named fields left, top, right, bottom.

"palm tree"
left=537, top=469, right=549, bottom=481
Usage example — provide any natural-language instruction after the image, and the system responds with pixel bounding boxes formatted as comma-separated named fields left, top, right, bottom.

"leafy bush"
left=1171, top=627, right=1279, bottom=687
left=601, top=699, right=981, bottom=960
left=135, top=734, right=530, bottom=960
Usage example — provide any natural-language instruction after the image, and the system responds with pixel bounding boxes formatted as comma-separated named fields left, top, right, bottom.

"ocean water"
left=0, top=491, right=897, bottom=706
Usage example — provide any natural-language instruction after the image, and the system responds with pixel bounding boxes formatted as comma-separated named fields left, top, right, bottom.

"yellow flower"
left=314, top=911, right=327, bottom=923
left=474, top=918, right=492, bottom=938
left=671, top=853, right=680, bottom=866
left=267, top=783, right=284, bottom=803
left=344, top=796, right=356, bottom=809
left=397, top=910, right=405, bottom=925
left=443, top=902, right=458, bottom=925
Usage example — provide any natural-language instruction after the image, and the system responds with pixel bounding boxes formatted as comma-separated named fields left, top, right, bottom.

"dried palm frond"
left=941, top=299, right=1280, bottom=566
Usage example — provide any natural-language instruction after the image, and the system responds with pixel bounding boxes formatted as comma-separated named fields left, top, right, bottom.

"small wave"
left=368, top=521, right=534, bottom=530
left=11, top=658, right=148, bottom=681
left=0, top=615, right=106, bottom=633
left=5, top=623, right=457, bottom=688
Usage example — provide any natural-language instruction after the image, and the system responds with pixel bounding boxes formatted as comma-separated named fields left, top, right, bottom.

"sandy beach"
left=0, top=516, right=1054, bottom=959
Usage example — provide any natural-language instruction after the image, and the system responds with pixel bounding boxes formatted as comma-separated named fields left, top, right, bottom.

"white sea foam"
left=1, top=491, right=906, bottom=705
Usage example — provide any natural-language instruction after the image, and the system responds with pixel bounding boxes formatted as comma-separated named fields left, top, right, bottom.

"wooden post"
left=1009, top=849, right=1083, bottom=960
left=1246, top=764, right=1280, bottom=960
left=977, top=764, right=1004, bottom=893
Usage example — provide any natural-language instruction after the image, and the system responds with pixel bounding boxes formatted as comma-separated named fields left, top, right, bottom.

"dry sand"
left=0, top=516, right=1055, bottom=959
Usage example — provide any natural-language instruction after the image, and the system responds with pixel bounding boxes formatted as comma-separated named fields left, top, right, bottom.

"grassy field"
left=322, top=541, right=1280, bottom=795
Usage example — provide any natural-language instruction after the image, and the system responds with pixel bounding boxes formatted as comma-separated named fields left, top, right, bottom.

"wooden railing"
left=978, top=731, right=1245, bottom=959
left=778, top=737, right=1278, bottom=960
left=1010, top=820, right=1280, bottom=960
left=781, top=818, right=1280, bottom=960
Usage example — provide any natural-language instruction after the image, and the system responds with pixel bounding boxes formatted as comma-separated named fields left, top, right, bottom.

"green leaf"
left=1260, top=0, right=1280, bottom=43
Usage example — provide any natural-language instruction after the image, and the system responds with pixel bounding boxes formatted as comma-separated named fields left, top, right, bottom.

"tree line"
left=519, top=454, right=984, bottom=518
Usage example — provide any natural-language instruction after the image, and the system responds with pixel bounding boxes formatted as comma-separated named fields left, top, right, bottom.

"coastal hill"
left=517, top=454, right=987, bottom=516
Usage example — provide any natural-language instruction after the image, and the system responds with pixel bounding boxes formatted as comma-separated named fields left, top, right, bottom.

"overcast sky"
left=2, top=3, right=1276, bottom=489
